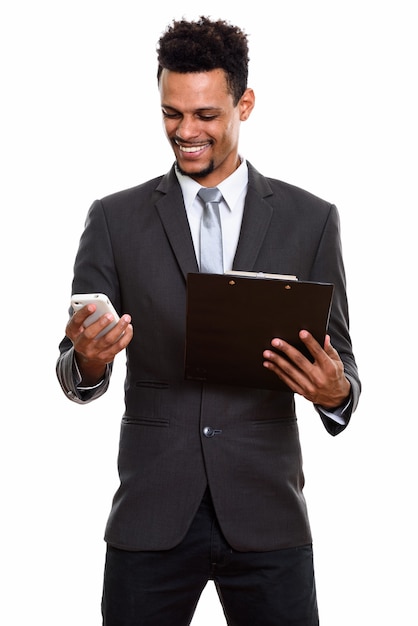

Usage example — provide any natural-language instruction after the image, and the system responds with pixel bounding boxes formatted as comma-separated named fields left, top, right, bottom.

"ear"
left=239, top=88, right=255, bottom=121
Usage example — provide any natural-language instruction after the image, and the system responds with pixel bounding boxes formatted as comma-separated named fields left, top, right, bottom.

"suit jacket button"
left=203, top=426, right=214, bottom=438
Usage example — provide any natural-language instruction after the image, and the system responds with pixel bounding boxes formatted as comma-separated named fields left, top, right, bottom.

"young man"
left=57, top=16, right=360, bottom=626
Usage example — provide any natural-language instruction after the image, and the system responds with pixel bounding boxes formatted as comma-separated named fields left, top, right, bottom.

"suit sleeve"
left=56, top=340, right=112, bottom=404
left=56, top=199, right=120, bottom=403
left=309, top=204, right=361, bottom=435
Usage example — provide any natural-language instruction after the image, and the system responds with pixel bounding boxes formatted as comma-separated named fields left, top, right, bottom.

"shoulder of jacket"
left=99, top=174, right=166, bottom=205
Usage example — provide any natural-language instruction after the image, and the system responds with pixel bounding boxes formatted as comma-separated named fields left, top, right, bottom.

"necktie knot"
left=197, top=187, right=224, bottom=274
left=197, top=187, right=223, bottom=205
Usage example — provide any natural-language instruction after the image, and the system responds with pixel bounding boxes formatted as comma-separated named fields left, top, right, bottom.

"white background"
left=1, top=1, right=417, bottom=624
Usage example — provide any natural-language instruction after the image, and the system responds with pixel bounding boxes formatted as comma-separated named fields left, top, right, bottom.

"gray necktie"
left=198, top=187, right=224, bottom=274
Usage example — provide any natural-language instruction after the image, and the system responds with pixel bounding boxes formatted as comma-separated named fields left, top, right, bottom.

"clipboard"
left=184, top=272, right=334, bottom=391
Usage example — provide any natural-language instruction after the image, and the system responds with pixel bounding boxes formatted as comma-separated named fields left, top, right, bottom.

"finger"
left=81, top=312, right=118, bottom=340
left=322, top=334, right=341, bottom=362
left=266, top=337, right=321, bottom=395
left=298, top=330, right=330, bottom=363
left=269, top=337, right=311, bottom=369
left=100, top=315, right=133, bottom=344
left=263, top=351, right=306, bottom=395
left=66, top=303, right=97, bottom=340
left=72, top=303, right=97, bottom=325
left=99, top=323, right=134, bottom=360
left=68, top=303, right=97, bottom=332
left=83, top=314, right=132, bottom=344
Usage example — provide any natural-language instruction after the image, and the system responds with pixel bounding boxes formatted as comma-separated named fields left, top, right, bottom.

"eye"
left=197, top=110, right=221, bottom=121
left=162, top=109, right=181, bottom=119
left=198, top=114, right=218, bottom=121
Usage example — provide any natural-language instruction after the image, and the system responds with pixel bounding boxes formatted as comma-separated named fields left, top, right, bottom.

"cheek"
left=162, top=119, right=176, bottom=137
left=221, top=119, right=240, bottom=146
left=226, top=111, right=241, bottom=133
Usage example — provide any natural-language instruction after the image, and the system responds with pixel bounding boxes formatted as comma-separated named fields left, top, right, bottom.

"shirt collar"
left=175, top=158, right=248, bottom=212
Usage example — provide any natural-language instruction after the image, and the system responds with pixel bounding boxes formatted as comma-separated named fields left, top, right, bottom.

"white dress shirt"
left=175, top=158, right=248, bottom=272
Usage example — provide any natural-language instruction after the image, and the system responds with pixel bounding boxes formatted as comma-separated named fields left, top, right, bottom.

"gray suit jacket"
left=57, top=162, right=360, bottom=552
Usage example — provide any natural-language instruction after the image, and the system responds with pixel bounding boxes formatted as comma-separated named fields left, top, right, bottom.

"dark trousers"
left=102, top=491, right=319, bottom=625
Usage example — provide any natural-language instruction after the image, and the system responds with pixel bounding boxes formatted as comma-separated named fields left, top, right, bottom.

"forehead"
left=159, top=68, right=233, bottom=109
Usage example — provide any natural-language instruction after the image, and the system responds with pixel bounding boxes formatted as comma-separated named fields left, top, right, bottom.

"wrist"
left=320, top=378, right=351, bottom=411
left=75, top=352, right=107, bottom=386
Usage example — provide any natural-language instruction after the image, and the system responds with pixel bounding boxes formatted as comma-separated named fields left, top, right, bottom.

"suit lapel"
left=154, top=169, right=199, bottom=281
left=232, top=163, right=275, bottom=270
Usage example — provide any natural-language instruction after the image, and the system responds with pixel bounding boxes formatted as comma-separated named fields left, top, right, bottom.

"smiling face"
left=159, top=68, right=255, bottom=187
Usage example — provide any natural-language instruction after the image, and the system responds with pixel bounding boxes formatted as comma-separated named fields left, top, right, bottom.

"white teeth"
left=177, top=143, right=207, bottom=153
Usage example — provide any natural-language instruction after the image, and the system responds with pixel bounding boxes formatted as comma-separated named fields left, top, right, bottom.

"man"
left=57, top=16, right=360, bottom=626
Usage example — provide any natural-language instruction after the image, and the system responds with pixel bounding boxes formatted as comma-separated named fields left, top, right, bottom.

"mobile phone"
left=71, top=293, right=120, bottom=338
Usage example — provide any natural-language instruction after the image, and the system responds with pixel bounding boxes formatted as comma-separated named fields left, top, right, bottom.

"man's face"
left=159, top=68, right=254, bottom=187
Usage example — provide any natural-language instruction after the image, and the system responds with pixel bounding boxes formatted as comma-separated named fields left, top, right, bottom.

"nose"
left=176, top=115, right=200, bottom=140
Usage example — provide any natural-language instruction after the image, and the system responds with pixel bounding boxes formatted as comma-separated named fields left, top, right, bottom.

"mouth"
left=174, top=139, right=211, bottom=156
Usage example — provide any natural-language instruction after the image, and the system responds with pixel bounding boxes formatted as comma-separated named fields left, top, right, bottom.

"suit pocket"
left=125, top=382, right=169, bottom=422
left=135, top=380, right=169, bottom=389
left=122, top=416, right=169, bottom=428
left=251, top=416, right=297, bottom=429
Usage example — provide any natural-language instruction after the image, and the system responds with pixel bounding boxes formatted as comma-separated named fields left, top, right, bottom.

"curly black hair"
left=156, top=16, right=249, bottom=105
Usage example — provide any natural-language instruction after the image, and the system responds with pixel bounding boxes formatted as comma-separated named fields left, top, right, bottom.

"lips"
left=175, top=139, right=210, bottom=154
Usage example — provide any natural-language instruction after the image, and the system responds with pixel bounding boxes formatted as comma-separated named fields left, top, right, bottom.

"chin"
left=176, top=160, right=215, bottom=180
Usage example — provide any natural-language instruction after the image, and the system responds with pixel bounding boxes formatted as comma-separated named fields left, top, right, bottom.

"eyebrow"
left=161, top=104, right=223, bottom=114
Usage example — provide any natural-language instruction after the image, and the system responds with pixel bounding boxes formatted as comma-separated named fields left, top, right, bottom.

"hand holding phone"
left=71, top=293, right=120, bottom=338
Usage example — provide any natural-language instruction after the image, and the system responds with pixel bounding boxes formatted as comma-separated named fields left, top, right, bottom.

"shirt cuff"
left=56, top=345, right=111, bottom=404
left=315, top=393, right=352, bottom=426
left=73, top=357, right=106, bottom=391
